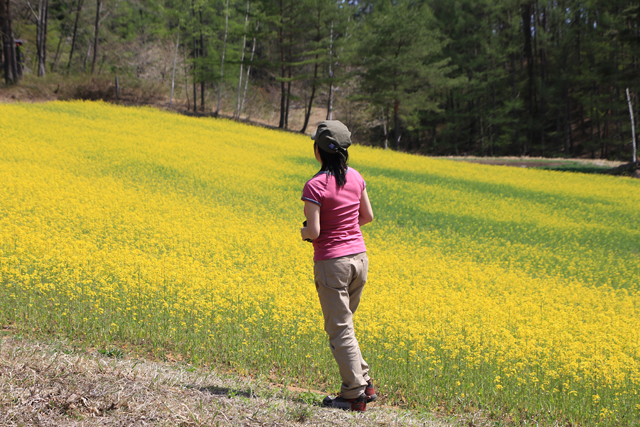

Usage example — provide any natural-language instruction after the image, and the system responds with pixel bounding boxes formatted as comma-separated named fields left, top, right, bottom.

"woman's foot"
left=365, top=379, right=378, bottom=402
left=322, top=393, right=367, bottom=412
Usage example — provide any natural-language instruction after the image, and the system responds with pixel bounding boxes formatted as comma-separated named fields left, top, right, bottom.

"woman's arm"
left=359, top=188, right=374, bottom=226
left=301, top=201, right=321, bottom=241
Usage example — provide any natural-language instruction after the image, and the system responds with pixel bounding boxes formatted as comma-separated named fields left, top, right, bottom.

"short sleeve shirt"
left=302, top=167, right=367, bottom=261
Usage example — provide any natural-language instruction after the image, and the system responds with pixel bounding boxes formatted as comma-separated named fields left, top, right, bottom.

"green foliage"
left=354, top=0, right=463, bottom=147
left=417, top=0, right=640, bottom=158
left=5, top=0, right=640, bottom=158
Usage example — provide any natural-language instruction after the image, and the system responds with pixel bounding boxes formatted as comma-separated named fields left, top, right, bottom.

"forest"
left=1, top=0, right=639, bottom=159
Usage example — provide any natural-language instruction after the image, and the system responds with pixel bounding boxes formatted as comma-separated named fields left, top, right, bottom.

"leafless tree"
left=239, top=22, right=258, bottom=118
left=169, top=32, right=180, bottom=109
left=326, top=21, right=334, bottom=120
left=91, top=0, right=122, bottom=75
left=216, top=0, right=230, bottom=115
left=27, top=0, right=49, bottom=76
left=234, top=0, right=250, bottom=119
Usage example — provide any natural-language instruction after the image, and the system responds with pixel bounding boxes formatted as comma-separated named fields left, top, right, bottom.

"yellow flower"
left=1, top=101, right=638, bottom=425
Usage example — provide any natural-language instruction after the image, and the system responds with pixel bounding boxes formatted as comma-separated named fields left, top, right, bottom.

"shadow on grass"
left=190, top=384, right=324, bottom=407
left=536, top=164, right=612, bottom=174
left=194, top=385, right=255, bottom=398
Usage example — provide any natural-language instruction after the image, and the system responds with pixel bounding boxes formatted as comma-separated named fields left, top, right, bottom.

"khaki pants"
left=314, top=252, right=370, bottom=399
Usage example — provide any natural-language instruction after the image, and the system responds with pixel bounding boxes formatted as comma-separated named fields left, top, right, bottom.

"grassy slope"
left=1, top=333, right=467, bottom=426
left=1, top=101, right=639, bottom=426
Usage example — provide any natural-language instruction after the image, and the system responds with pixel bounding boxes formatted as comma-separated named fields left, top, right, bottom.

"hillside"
left=1, top=101, right=639, bottom=426
left=1, top=0, right=639, bottom=158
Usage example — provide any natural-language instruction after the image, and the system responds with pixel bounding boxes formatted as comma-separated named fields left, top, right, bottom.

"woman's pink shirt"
left=302, top=168, right=367, bottom=261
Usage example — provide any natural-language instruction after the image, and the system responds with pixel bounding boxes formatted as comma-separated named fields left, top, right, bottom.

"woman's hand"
left=301, top=226, right=310, bottom=241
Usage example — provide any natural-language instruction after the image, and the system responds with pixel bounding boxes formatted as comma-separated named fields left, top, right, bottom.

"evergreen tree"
left=355, top=0, right=460, bottom=150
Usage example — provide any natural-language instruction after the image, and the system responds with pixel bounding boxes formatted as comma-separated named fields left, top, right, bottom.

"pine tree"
left=355, top=0, right=460, bottom=150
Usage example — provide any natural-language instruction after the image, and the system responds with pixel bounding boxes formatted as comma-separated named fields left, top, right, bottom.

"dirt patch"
left=460, top=160, right=563, bottom=168
left=0, top=76, right=332, bottom=138
left=1, top=335, right=487, bottom=426
left=436, top=156, right=627, bottom=170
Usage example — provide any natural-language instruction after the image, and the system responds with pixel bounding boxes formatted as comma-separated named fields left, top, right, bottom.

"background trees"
left=1, top=0, right=638, bottom=160
left=355, top=0, right=461, bottom=149
left=0, top=0, right=19, bottom=83
left=423, top=0, right=640, bottom=159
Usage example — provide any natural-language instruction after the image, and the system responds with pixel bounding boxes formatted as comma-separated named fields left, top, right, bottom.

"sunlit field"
left=1, top=101, right=639, bottom=425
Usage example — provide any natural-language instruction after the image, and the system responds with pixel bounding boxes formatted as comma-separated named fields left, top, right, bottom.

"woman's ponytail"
left=316, top=142, right=349, bottom=187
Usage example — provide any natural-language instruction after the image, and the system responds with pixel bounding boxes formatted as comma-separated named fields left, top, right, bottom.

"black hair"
left=315, top=142, right=349, bottom=187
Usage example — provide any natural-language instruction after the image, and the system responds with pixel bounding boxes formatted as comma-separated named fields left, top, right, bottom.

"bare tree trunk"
left=183, top=45, right=190, bottom=110
left=67, top=0, right=83, bottom=71
left=538, top=6, right=547, bottom=153
left=590, top=90, right=595, bottom=158
left=393, top=97, right=400, bottom=149
left=51, top=20, right=67, bottom=72
left=89, top=0, right=122, bottom=75
left=301, top=16, right=322, bottom=134
left=239, top=22, right=258, bottom=118
left=90, top=0, right=101, bottom=75
left=7, top=0, right=17, bottom=79
left=169, top=32, right=180, bottom=109
left=521, top=2, right=534, bottom=149
left=235, top=0, right=250, bottom=119
left=285, top=81, right=291, bottom=128
left=284, top=3, right=295, bottom=130
left=36, top=0, right=49, bottom=77
left=215, top=0, right=229, bottom=114
left=563, top=87, right=570, bottom=155
left=510, top=53, right=520, bottom=155
left=0, top=0, right=19, bottom=83
left=596, top=96, right=603, bottom=158
left=278, top=0, right=286, bottom=128
left=284, top=35, right=292, bottom=129
left=480, top=115, right=484, bottom=154
left=301, top=64, right=317, bottom=133
left=199, top=10, right=205, bottom=111
left=326, top=21, right=334, bottom=120
left=381, top=107, right=388, bottom=149
left=192, top=35, right=197, bottom=111
left=627, top=88, right=637, bottom=162
left=189, top=0, right=196, bottom=110
left=83, top=36, right=91, bottom=69
left=40, top=0, right=48, bottom=75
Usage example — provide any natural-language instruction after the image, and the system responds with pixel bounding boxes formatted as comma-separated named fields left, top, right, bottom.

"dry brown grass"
left=0, top=335, right=489, bottom=426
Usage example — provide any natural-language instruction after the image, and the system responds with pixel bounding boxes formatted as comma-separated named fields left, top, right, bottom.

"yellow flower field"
left=1, top=101, right=639, bottom=425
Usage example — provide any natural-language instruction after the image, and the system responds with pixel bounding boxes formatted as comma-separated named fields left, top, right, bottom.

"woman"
left=300, top=120, right=376, bottom=412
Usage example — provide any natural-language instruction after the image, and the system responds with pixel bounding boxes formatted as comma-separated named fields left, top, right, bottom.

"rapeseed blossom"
left=1, top=101, right=638, bottom=425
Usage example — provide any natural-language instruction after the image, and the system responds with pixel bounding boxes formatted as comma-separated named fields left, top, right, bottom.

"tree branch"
left=99, top=0, right=124, bottom=25
left=25, top=0, right=39, bottom=20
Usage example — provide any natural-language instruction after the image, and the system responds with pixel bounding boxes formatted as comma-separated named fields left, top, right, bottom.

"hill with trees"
left=1, top=0, right=639, bottom=160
